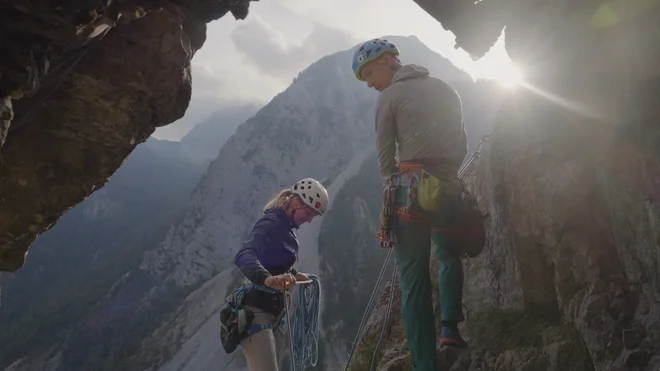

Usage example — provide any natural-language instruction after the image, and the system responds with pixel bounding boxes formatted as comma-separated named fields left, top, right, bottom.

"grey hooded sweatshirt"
left=374, top=64, right=468, bottom=179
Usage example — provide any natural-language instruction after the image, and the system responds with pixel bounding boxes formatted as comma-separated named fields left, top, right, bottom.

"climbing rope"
left=368, top=263, right=398, bottom=371
left=343, top=247, right=395, bottom=371
left=457, top=134, right=491, bottom=180
left=285, top=275, right=322, bottom=371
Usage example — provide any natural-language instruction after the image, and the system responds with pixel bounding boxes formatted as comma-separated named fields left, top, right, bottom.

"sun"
left=474, top=59, right=524, bottom=89
left=495, top=64, right=523, bottom=88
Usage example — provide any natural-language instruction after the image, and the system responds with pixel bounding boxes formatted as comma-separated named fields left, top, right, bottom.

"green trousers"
left=393, top=187, right=465, bottom=371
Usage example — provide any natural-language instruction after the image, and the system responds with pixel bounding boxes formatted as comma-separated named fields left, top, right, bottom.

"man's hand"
left=295, top=272, right=310, bottom=282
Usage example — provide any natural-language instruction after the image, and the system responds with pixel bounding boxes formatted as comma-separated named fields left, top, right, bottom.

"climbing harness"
left=395, top=161, right=455, bottom=225
left=396, top=162, right=430, bottom=224
left=285, top=275, right=322, bottom=371
left=343, top=248, right=395, bottom=371
left=220, top=283, right=287, bottom=354
left=221, top=276, right=322, bottom=371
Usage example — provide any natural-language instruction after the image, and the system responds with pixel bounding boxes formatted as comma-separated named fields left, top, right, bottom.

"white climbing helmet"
left=291, top=178, right=329, bottom=216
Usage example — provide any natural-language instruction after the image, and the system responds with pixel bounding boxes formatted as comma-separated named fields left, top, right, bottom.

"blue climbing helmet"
left=351, top=38, right=400, bottom=81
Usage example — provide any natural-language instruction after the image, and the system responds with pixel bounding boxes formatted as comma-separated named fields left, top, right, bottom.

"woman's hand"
left=295, top=272, right=310, bottom=282
left=264, top=273, right=296, bottom=291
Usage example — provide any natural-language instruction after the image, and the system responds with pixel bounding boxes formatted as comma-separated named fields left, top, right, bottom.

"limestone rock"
left=0, top=0, right=255, bottom=272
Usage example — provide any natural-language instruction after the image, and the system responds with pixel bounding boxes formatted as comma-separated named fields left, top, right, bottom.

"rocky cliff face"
left=178, top=104, right=261, bottom=166
left=0, top=0, right=255, bottom=273
left=0, top=105, right=252, bottom=370
left=347, top=86, right=660, bottom=370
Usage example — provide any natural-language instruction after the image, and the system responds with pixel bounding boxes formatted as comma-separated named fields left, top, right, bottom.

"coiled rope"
left=284, top=274, right=322, bottom=371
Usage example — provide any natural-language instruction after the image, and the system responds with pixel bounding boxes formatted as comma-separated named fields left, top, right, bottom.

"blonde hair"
left=264, top=189, right=298, bottom=212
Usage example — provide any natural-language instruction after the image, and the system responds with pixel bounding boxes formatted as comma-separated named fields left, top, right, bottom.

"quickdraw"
left=377, top=173, right=400, bottom=248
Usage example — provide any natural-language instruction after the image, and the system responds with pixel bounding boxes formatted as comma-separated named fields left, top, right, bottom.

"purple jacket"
left=234, top=208, right=299, bottom=285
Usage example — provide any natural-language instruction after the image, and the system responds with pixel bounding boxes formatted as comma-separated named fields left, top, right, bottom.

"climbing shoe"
left=440, top=326, right=468, bottom=348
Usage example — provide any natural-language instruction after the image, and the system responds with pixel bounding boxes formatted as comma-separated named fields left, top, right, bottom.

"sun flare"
left=472, top=58, right=524, bottom=89
left=463, top=39, right=524, bottom=89
left=496, top=64, right=523, bottom=88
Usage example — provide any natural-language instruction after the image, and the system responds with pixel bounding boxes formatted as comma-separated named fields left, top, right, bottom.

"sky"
left=153, top=0, right=519, bottom=140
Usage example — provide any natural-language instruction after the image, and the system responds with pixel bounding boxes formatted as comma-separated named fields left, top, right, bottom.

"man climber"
left=351, top=38, right=469, bottom=370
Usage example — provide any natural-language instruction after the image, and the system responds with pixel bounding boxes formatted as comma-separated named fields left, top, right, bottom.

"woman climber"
left=222, top=177, right=329, bottom=371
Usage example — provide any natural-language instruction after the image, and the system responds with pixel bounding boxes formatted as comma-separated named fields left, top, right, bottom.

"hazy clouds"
left=230, top=17, right=358, bottom=80
left=153, top=0, right=512, bottom=141
left=153, top=2, right=361, bottom=141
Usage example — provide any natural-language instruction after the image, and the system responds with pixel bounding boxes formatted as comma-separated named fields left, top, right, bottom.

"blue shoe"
left=440, top=326, right=468, bottom=348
